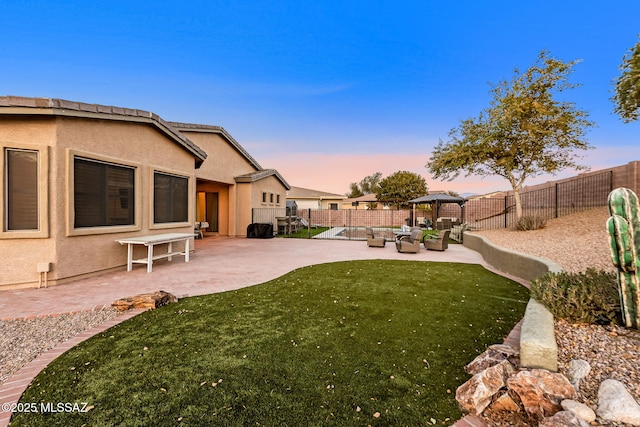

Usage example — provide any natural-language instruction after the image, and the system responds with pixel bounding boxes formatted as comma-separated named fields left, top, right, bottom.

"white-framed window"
left=262, top=192, right=267, bottom=204
left=1, top=144, right=49, bottom=238
left=276, top=194, right=281, bottom=205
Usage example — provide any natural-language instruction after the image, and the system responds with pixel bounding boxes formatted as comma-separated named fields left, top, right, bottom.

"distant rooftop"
left=287, top=186, right=345, bottom=199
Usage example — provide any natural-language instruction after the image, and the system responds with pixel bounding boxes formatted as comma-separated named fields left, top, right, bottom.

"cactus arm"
left=607, top=215, right=637, bottom=272
left=607, top=187, right=640, bottom=329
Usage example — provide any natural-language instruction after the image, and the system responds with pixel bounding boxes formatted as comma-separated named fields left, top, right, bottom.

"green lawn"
left=276, top=226, right=330, bottom=238
left=13, top=260, right=528, bottom=426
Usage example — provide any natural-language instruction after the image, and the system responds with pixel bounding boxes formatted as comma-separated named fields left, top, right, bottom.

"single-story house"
left=0, top=96, right=289, bottom=289
left=286, top=186, right=345, bottom=210
left=341, top=193, right=386, bottom=210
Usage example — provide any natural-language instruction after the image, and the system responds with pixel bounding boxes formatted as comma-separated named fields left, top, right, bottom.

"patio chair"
left=366, top=227, right=386, bottom=247
left=424, top=230, right=450, bottom=251
left=395, top=229, right=423, bottom=253
left=194, top=222, right=203, bottom=239
left=450, top=223, right=468, bottom=243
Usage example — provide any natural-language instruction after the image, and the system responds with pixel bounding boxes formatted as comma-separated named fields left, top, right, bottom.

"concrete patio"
left=0, top=236, right=521, bottom=319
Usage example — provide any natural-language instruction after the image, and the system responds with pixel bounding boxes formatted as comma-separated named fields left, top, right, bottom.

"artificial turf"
left=12, top=260, right=528, bottom=426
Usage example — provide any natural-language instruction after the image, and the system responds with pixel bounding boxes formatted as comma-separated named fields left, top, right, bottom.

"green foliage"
left=607, top=187, right=640, bottom=328
left=347, top=172, right=382, bottom=198
left=515, top=215, right=547, bottom=231
left=427, top=50, right=594, bottom=219
left=612, top=37, right=640, bottom=123
left=13, top=260, right=528, bottom=427
left=530, top=269, right=620, bottom=324
left=375, top=170, right=427, bottom=209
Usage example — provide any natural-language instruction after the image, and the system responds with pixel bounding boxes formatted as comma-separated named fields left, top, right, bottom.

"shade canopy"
left=408, top=193, right=466, bottom=225
left=408, top=193, right=466, bottom=205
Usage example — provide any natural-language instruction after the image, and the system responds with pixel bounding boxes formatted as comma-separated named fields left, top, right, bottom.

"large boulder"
left=112, top=290, right=178, bottom=311
left=507, top=369, right=576, bottom=420
left=465, top=344, right=520, bottom=375
left=456, top=360, right=515, bottom=415
left=597, top=379, right=640, bottom=425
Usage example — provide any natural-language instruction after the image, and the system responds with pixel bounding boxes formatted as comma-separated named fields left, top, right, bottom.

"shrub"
left=515, top=215, right=547, bottom=231
left=530, top=269, right=620, bottom=324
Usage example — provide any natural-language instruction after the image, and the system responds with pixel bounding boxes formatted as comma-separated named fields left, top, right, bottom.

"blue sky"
left=2, top=1, right=638, bottom=195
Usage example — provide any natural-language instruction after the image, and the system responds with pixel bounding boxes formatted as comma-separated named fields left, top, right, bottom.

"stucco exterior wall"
left=1, top=116, right=196, bottom=288
left=186, top=131, right=257, bottom=184
left=1, top=117, right=57, bottom=287
left=235, top=183, right=253, bottom=237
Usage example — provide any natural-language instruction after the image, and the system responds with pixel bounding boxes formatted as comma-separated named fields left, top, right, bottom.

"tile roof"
left=235, top=169, right=291, bottom=190
left=0, top=96, right=208, bottom=166
left=287, top=186, right=345, bottom=199
left=168, top=122, right=262, bottom=172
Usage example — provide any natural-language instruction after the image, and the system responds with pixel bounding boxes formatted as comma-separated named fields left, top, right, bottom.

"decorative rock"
left=456, top=360, right=515, bottom=415
left=561, top=399, right=596, bottom=423
left=112, top=290, right=178, bottom=311
left=539, top=410, right=590, bottom=427
left=567, top=359, right=591, bottom=391
left=597, top=379, right=640, bottom=425
left=489, top=392, right=519, bottom=412
left=507, top=369, right=576, bottom=420
left=465, top=344, right=519, bottom=375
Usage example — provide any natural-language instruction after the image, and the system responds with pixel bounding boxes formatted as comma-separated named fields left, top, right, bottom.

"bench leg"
left=147, top=244, right=153, bottom=273
left=127, top=244, right=133, bottom=271
left=185, top=238, right=190, bottom=262
left=168, top=242, right=173, bottom=262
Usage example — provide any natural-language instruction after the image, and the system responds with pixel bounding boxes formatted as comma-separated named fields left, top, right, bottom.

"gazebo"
left=408, top=193, right=466, bottom=227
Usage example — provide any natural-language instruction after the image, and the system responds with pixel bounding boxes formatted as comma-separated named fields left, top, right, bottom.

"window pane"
left=74, top=158, right=134, bottom=228
left=154, top=172, right=188, bottom=223
left=154, top=173, right=171, bottom=223
left=6, top=149, right=38, bottom=230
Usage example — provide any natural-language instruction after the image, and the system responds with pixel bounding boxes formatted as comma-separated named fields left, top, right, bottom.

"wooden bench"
left=116, top=233, right=193, bottom=273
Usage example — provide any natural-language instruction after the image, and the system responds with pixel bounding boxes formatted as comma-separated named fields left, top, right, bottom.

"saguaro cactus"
left=606, top=187, right=640, bottom=328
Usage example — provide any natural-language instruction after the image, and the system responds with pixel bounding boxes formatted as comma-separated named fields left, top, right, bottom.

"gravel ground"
left=0, top=208, right=637, bottom=427
left=475, top=206, right=615, bottom=274
left=0, top=309, right=119, bottom=386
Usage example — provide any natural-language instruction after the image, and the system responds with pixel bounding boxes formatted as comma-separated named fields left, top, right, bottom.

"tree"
left=426, top=51, right=594, bottom=220
left=346, top=172, right=382, bottom=198
left=375, top=171, right=427, bottom=209
left=613, top=37, right=640, bottom=123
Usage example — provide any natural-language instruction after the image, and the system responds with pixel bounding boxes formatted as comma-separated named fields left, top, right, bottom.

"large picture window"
left=154, top=171, right=188, bottom=223
left=74, top=157, right=135, bottom=228
left=5, top=148, right=39, bottom=231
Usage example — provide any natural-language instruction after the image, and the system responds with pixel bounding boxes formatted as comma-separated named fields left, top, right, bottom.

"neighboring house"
left=286, top=186, right=345, bottom=210
left=0, top=97, right=289, bottom=289
left=341, top=194, right=385, bottom=210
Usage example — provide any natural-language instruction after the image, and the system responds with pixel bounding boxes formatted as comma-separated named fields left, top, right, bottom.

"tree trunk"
left=513, top=188, right=523, bottom=220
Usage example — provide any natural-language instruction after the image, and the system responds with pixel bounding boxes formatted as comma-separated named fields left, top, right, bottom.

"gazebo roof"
left=408, top=193, right=466, bottom=204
